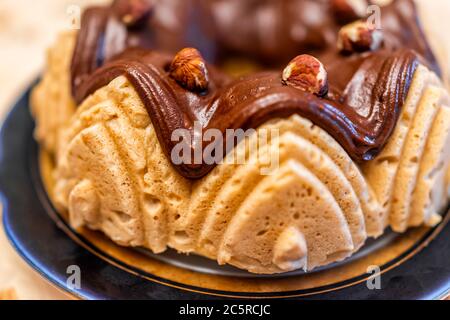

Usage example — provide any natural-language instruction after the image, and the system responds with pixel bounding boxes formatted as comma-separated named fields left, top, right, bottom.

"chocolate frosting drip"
left=76, top=48, right=418, bottom=178
left=70, top=0, right=438, bottom=179
left=71, top=0, right=439, bottom=95
left=71, top=7, right=109, bottom=93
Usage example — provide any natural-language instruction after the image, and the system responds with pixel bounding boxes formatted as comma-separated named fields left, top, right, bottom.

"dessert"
left=31, top=0, right=450, bottom=274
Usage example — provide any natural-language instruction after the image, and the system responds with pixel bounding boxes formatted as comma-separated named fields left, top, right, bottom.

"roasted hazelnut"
left=112, top=0, right=153, bottom=28
left=170, top=48, right=209, bottom=92
left=282, top=54, right=328, bottom=97
left=331, top=0, right=368, bottom=24
left=337, top=20, right=383, bottom=53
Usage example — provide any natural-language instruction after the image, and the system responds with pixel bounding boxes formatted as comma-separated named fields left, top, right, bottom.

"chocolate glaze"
left=71, top=0, right=440, bottom=179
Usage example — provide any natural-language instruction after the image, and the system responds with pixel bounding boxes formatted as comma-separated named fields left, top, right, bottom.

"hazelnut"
left=282, top=54, right=328, bottom=97
left=170, top=48, right=209, bottom=92
left=337, top=20, right=383, bottom=53
left=331, top=0, right=368, bottom=24
left=112, top=0, right=153, bottom=28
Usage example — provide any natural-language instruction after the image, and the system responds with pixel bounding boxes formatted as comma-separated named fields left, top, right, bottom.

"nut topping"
left=170, top=48, right=209, bottom=92
left=331, top=0, right=368, bottom=24
left=112, top=0, right=154, bottom=28
left=282, top=54, right=328, bottom=97
left=337, top=20, right=383, bottom=53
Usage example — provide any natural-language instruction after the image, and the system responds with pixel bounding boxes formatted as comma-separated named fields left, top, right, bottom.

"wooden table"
left=0, top=0, right=449, bottom=300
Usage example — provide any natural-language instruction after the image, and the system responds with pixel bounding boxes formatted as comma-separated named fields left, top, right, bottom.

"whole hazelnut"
left=282, top=54, right=328, bottom=97
left=331, top=0, right=368, bottom=24
left=337, top=20, right=383, bottom=53
left=112, top=0, right=154, bottom=28
left=170, top=48, right=209, bottom=92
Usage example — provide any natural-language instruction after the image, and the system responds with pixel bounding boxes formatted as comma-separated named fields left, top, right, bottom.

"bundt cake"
left=31, top=0, right=450, bottom=274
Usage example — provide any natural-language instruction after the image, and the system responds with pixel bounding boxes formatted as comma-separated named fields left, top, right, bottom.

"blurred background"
left=0, top=0, right=449, bottom=300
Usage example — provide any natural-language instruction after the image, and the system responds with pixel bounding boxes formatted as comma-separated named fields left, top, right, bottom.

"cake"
left=31, top=0, right=450, bottom=274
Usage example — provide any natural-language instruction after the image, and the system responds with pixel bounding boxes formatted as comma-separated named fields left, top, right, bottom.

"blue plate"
left=1, top=85, right=449, bottom=300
